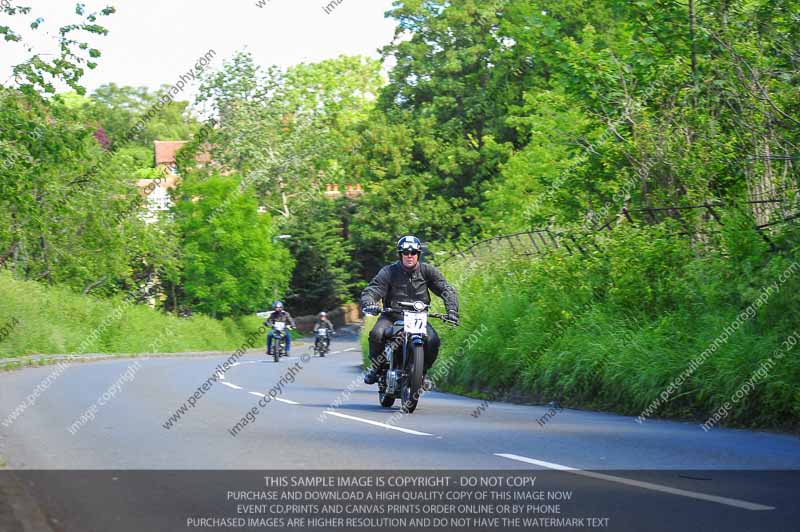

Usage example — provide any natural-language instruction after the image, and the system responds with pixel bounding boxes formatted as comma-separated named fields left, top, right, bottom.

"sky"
left=1, top=0, right=398, bottom=102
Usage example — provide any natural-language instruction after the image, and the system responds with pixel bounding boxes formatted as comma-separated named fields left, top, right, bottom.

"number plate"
left=274, top=322, right=286, bottom=331
left=404, top=311, right=427, bottom=334
left=317, top=329, right=328, bottom=336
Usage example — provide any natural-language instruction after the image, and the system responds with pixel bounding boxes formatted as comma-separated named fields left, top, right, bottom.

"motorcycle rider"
left=265, top=301, right=296, bottom=356
left=361, top=236, right=459, bottom=385
left=313, top=311, right=335, bottom=352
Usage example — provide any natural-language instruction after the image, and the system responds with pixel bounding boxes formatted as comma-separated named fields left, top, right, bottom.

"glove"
left=362, top=306, right=380, bottom=316
left=446, top=311, right=460, bottom=325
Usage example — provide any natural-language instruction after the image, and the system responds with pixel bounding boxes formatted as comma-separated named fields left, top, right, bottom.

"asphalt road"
left=1, top=329, right=799, bottom=532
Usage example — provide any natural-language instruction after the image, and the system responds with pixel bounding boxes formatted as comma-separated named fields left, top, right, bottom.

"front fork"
left=385, top=333, right=425, bottom=394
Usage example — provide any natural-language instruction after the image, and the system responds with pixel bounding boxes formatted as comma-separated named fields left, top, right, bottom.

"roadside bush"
left=429, top=218, right=800, bottom=431
left=0, top=272, right=264, bottom=358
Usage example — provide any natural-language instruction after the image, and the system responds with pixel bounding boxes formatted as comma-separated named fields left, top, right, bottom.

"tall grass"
left=430, top=216, right=800, bottom=431
left=0, top=272, right=265, bottom=358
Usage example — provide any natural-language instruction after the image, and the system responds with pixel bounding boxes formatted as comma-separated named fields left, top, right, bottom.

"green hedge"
left=427, top=216, right=800, bottom=431
left=0, top=272, right=266, bottom=358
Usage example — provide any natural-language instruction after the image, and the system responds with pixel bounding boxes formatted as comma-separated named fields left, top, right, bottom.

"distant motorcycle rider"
left=314, top=311, right=335, bottom=351
left=265, top=301, right=296, bottom=355
left=314, top=311, right=335, bottom=334
left=361, top=236, right=459, bottom=385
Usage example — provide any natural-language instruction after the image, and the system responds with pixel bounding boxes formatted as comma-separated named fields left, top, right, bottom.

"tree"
left=282, top=197, right=357, bottom=315
left=192, top=52, right=385, bottom=308
left=172, top=174, right=294, bottom=317
left=194, top=52, right=383, bottom=218
left=1, top=2, right=115, bottom=95
left=0, top=4, right=186, bottom=297
left=376, top=0, right=529, bottom=241
left=76, top=84, right=201, bottom=149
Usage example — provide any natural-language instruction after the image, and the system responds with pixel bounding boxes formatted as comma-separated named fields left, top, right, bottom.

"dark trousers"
left=368, top=316, right=440, bottom=372
left=267, top=331, right=291, bottom=353
left=315, top=336, right=330, bottom=348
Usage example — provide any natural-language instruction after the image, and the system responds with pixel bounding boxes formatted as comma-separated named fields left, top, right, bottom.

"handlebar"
left=367, top=305, right=459, bottom=326
left=430, top=312, right=459, bottom=325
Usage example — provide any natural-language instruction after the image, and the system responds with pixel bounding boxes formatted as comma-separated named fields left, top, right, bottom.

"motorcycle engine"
left=383, top=345, right=393, bottom=365
left=386, top=369, right=401, bottom=394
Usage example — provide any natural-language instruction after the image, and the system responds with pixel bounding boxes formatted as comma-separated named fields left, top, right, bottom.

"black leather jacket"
left=360, top=261, right=459, bottom=316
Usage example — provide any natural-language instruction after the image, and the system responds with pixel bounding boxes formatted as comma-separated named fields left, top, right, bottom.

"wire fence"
left=434, top=198, right=800, bottom=266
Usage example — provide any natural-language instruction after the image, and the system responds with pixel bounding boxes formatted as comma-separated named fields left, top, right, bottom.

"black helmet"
left=397, top=235, right=422, bottom=254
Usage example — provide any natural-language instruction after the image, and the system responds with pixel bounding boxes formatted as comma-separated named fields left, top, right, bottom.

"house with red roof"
left=136, top=140, right=211, bottom=223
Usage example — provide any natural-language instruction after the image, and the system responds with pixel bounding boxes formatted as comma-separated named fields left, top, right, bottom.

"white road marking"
left=494, top=453, right=775, bottom=511
left=276, top=397, right=299, bottom=405
left=329, top=351, right=342, bottom=355
left=322, top=411, right=433, bottom=436
left=217, top=372, right=225, bottom=381
left=221, top=382, right=242, bottom=390
left=246, top=391, right=297, bottom=404
left=342, top=348, right=357, bottom=352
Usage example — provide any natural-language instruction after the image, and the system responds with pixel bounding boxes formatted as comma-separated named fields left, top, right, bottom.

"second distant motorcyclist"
left=313, top=311, right=335, bottom=352
left=314, top=311, right=335, bottom=334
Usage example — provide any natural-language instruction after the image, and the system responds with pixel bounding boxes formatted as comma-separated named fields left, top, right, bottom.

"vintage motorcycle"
left=372, top=301, right=457, bottom=413
left=313, top=328, right=333, bottom=357
left=269, top=321, right=289, bottom=363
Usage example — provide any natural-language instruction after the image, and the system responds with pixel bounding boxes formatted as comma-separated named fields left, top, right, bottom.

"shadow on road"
left=301, top=403, right=403, bottom=413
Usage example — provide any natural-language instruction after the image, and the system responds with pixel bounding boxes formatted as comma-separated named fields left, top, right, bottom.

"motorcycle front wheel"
left=401, top=344, right=424, bottom=413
